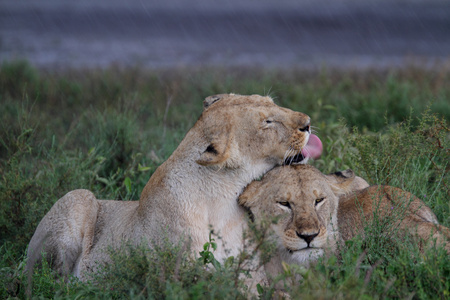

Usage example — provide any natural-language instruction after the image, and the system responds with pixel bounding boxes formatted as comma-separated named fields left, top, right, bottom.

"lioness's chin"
left=283, top=153, right=308, bottom=166
left=291, top=157, right=309, bottom=165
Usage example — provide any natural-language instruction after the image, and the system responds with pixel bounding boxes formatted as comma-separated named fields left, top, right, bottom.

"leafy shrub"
left=347, top=110, right=449, bottom=224
left=90, top=238, right=249, bottom=299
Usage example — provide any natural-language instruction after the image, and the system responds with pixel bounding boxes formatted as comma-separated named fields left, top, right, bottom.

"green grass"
left=0, top=60, right=449, bottom=299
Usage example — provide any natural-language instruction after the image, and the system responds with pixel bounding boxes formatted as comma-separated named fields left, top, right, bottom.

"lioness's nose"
left=299, top=123, right=310, bottom=132
left=294, top=113, right=310, bottom=131
left=297, top=230, right=319, bottom=245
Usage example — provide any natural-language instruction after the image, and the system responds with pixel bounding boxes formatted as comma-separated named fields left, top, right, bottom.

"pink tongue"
left=301, top=134, right=323, bottom=159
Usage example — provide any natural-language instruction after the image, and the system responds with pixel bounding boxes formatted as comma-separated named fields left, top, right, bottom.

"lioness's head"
left=239, top=165, right=357, bottom=265
left=195, top=94, right=322, bottom=170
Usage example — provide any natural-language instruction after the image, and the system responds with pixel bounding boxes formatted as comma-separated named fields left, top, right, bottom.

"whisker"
left=304, top=146, right=314, bottom=162
left=283, top=147, right=289, bottom=161
left=289, top=149, right=300, bottom=165
left=288, top=155, right=293, bottom=166
left=304, top=146, right=311, bottom=157
left=287, top=148, right=295, bottom=164
left=264, top=86, right=274, bottom=98
left=283, top=147, right=293, bottom=163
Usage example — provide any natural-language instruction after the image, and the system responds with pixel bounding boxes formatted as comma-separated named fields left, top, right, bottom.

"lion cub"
left=239, top=165, right=450, bottom=274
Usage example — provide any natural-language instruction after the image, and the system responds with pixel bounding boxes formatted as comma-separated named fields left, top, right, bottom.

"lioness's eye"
left=277, top=201, right=291, bottom=208
left=265, top=119, right=273, bottom=124
left=315, top=198, right=325, bottom=205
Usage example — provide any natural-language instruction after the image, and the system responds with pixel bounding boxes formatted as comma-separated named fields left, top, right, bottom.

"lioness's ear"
left=203, top=94, right=227, bottom=109
left=196, top=122, right=236, bottom=167
left=326, top=169, right=356, bottom=196
left=196, top=142, right=231, bottom=166
left=238, top=181, right=263, bottom=208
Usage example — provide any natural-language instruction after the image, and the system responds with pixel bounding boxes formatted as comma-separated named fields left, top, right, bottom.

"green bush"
left=347, top=110, right=449, bottom=223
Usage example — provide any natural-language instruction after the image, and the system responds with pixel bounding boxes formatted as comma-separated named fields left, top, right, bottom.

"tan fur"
left=239, top=165, right=449, bottom=276
left=26, top=94, right=314, bottom=284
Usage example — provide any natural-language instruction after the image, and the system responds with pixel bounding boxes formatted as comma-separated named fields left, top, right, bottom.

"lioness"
left=239, top=164, right=449, bottom=275
left=26, top=94, right=323, bottom=282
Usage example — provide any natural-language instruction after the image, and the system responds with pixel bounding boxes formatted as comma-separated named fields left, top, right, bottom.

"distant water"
left=1, top=0, right=449, bottom=70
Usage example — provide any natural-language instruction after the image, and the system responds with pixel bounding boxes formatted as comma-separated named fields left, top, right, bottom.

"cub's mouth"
left=284, top=134, right=323, bottom=165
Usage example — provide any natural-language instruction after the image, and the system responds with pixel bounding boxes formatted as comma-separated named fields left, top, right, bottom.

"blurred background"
left=1, top=0, right=450, bottom=70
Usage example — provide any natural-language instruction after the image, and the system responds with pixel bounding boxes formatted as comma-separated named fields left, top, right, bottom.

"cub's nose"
left=296, top=231, right=319, bottom=245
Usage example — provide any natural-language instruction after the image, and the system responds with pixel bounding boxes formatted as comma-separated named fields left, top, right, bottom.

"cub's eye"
left=315, top=198, right=325, bottom=206
left=277, top=201, right=291, bottom=209
left=265, top=119, right=274, bottom=124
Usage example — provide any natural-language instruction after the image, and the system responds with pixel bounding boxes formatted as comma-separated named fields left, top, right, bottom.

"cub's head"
left=195, top=94, right=322, bottom=172
left=239, top=165, right=358, bottom=265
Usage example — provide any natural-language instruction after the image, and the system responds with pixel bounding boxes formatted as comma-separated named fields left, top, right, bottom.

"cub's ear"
left=326, top=169, right=370, bottom=195
left=203, top=94, right=227, bottom=110
left=238, top=180, right=263, bottom=208
left=325, top=169, right=357, bottom=196
left=330, top=169, right=355, bottom=182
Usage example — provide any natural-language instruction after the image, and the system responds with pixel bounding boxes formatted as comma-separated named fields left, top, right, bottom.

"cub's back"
left=337, top=186, right=438, bottom=241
